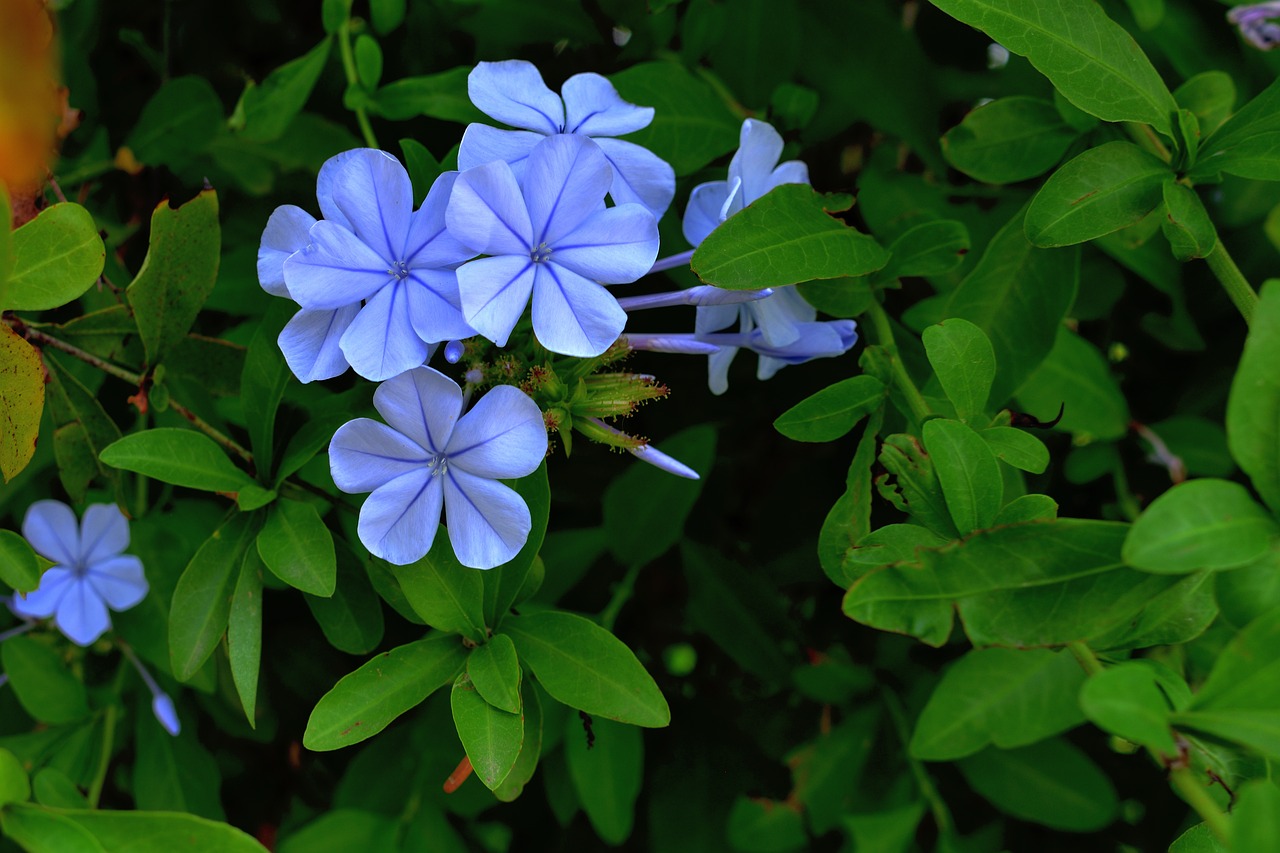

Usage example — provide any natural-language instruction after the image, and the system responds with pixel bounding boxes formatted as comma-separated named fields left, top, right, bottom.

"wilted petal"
left=407, top=269, right=476, bottom=343
left=330, top=418, right=432, bottom=493
left=562, top=73, right=653, bottom=136
left=524, top=135, right=612, bottom=246
left=447, top=386, right=547, bottom=479
left=708, top=345, right=739, bottom=396
left=373, top=367, right=463, bottom=454
left=284, top=221, right=393, bottom=310
left=279, top=305, right=359, bottom=384
left=532, top=263, right=627, bottom=357
left=10, top=567, right=75, bottom=618
left=320, top=148, right=415, bottom=262
left=79, top=504, right=129, bottom=565
left=468, top=60, right=564, bottom=135
left=357, top=470, right=444, bottom=565
left=729, top=119, right=786, bottom=204
left=552, top=204, right=659, bottom=284
left=23, top=500, right=79, bottom=565
left=258, top=205, right=316, bottom=297
left=442, top=468, right=531, bottom=570
left=751, top=286, right=815, bottom=348
left=682, top=180, right=730, bottom=248
left=457, top=254, right=536, bottom=348
left=85, top=555, right=147, bottom=611
left=404, top=172, right=475, bottom=269
left=340, top=283, right=432, bottom=381
left=446, top=160, right=533, bottom=256
left=457, top=124, right=542, bottom=174
left=54, top=580, right=111, bottom=646
left=593, top=137, right=675, bottom=218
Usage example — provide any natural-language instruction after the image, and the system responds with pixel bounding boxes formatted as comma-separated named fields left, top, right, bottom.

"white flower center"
left=429, top=455, right=449, bottom=478
left=388, top=260, right=411, bottom=280
left=530, top=242, right=553, bottom=264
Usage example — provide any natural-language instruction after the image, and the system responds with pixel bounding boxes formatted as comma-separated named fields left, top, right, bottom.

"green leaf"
left=125, top=189, right=221, bottom=367
left=879, top=220, right=971, bottom=279
left=6, top=203, right=105, bottom=311
left=50, top=808, right=267, bottom=852
left=483, top=461, right=550, bottom=629
left=957, top=740, right=1118, bottom=832
left=241, top=302, right=292, bottom=478
left=100, top=428, right=253, bottom=493
left=691, top=185, right=889, bottom=289
left=44, top=354, right=123, bottom=503
left=170, top=514, right=259, bottom=681
left=1079, top=661, right=1177, bottom=754
left=797, top=276, right=874, bottom=319
left=468, top=634, right=522, bottom=714
left=790, top=709, right=879, bottom=835
left=0, top=636, right=90, bottom=725
left=565, top=714, right=643, bottom=846
left=818, top=408, right=884, bottom=585
left=1193, top=77, right=1280, bottom=182
left=494, top=681, right=543, bottom=803
left=277, top=810, right=400, bottom=853
left=846, top=523, right=950, bottom=577
left=234, top=38, right=331, bottom=143
left=124, top=76, right=224, bottom=168
left=1015, top=326, right=1130, bottom=442
left=257, top=499, right=336, bottom=596
left=993, top=494, right=1058, bottom=525
left=927, top=0, right=1176, bottom=134
left=1025, top=142, right=1171, bottom=247
left=304, top=634, right=467, bottom=751
left=132, top=700, right=224, bottom=820
left=451, top=673, right=523, bottom=790
left=399, top=138, right=442, bottom=204
left=0, top=324, right=44, bottom=483
left=1161, top=180, right=1216, bottom=261
left=1169, top=822, right=1226, bottom=853
left=877, top=432, right=960, bottom=539
left=725, top=796, right=805, bottom=852
left=31, top=769, right=88, bottom=810
left=942, top=97, right=1078, bottom=184
left=1123, top=478, right=1276, bottom=573
left=228, top=547, right=264, bottom=728
left=304, top=543, right=384, bottom=655
left=503, top=611, right=669, bottom=727
left=909, top=648, right=1085, bottom=761
left=366, top=67, right=485, bottom=124
left=1227, top=281, right=1280, bottom=515
left=354, top=35, right=382, bottom=90
left=394, top=531, right=486, bottom=642
left=1217, top=543, right=1280, bottom=630
left=0, top=184, right=11, bottom=308
left=922, top=319, right=996, bottom=421
left=922, top=418, right=1003, bottom=534
left=1173, top=71, right=1235, bottom=138
left=1233, top=781, right=1280, bottom=852
left=610, top=61, right=740, bottom=176
left=0, top=751, right=30, bottom=808
left=773, top=375, right=885, bottom=442
left=369, top=0, right=406, bottom=33
left=842, top=803, right=925, bottom=853
left=0, top=806, right=106, bottom=852
left=980, top=427, right=1050, bottom=474
left=0, top=529, right=42, bottom=593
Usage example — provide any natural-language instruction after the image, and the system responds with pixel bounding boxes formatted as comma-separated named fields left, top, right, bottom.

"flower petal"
left=749, top=286, right=815, bottom=347
left=552, top=203, right=659, bottom=284
left=531, top=263, right=627, bottom=357
left=456, top=254, right=536, bottom=348
left=10, top=567, right=75, bottom=618
left=524, top=135, right=612, bottom=246
left=279, top=305, right=359, bottom=383
left=316, top=150, right=359, bottom=229
left=447, top=386, right=547, bottom=479
left=258, top=205, right=316, bottom=297
left=404, top=172, right=476, bottom=269
left=592, top=137, right=675, bottom=219
left=442, top=468, right=531, bottom=569
left=561, top=73, right=654, bottom=136
left=284, top=221, right=393, bottom=310
left=682, top=180, right=730, bottom=248
left=446, top=160, right=533, bottom=256
left=340, top=282, right=432, bottom=381
left=468, top=60, right=564, bottom=135
left=319, top=148, right=414, bottom=262
left=729, top=119, right=785, bottom=205
left=695, top=303, right=740, bottom=336
left=767, top=160, right=810, bottom=194
left=330, top=417, right=433, bottom=493
left=54, top=579, right=111, bottom=646
left=152, top=694, right=181, bottom=736
left=457, top=124, right=542, bottom=176
left=22, top=500, right=79, bottom=565
left=407, top=269, right=476, bottom=343
left=85, top=555, right=148, bottom=611
left=707, top=345, right=739, bottom=396
left=79, top=504, right=129, bottom=565
left=373, top=366, right=463, bottom=454
left=357, top=469, right=444, bottom=565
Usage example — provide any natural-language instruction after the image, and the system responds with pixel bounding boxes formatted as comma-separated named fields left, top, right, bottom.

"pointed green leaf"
left=304, top=542, right=384, bottom=655
left=0, top=529, right=43, bottom=593
left=773, top=374, right=885, bottom=442
left=942, top=96, right=1078, bottom=184
left=980, top=427, right=1049, bottom=474
left=1, top=636, right=90, bottom=725
left=468, top=634, right=522, bottom=714
left=234, top=38, right=332, bottom=143
left=241, top=302, right=292, bottom=478
left=923, top=418, right=1003, bottom=534
left=494, top=681, right=542, bottom=803
left=100, top=428, right=253, bottom=493
left=879, top=219, right=971, bottom=279
left=257, top=499, right=336, bottom=596
left=1161, top=180, right=1216, bottom=261
left=957, top=739, right=1118, bottom=831
left=923, top=318, right=995, bottom=420
left=565, top=714, right=643, bottom=846
left=6, top=203, right=105, bottom=311
left=609, top=61, right=740, bottom=176
left=1227, top=281, right=1280, bottom=515
left=170, top=514, right=259, bottom=681
left=394, top=530, right=486, bottom=642
left=483, top=462, right=549, bottom=628
left=228, top=547, right=264, bottom=727
left=1123, top=478, right=1275, bottom=573
left=451, top=673, right=523, bottom=790
left=1079, top=661, right=1178, bottom=754
left=818, top=408, right=884, bottom=585
left=0, top=749, right=29, bottom=808
left=1015, top=326, right=1130, bottom=441
left=124, top=76, right=223, bottom=169
left=44, top=354, right=122, bottom=503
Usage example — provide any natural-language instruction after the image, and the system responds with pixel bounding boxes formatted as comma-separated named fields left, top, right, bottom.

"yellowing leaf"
left=0, top=323, right=44, bottom=482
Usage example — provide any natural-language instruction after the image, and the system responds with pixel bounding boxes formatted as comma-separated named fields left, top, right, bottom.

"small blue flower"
left=699, top=318, right=860, bottom=387
left=1229, top=3, right=1280, bottom=49
left=11, top=502, right=148, bottom=647
left=447, top=134, right=660, bottom=357
left=697, top=286, right=820, bottom=394
left=459, top=60, right=675, bottom=218
left=329, top=367, right=548, bottom=569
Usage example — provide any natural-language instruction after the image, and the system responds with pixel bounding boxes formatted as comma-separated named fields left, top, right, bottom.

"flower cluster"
left=258, top=61, right=859, bottom=569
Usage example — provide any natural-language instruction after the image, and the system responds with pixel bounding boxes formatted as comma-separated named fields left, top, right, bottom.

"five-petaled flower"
left=11, top=501, right=148, bottom=647
left=329, top=367, right=548, bottom=569
left=447, top=134, right=660, bottom=357
left=459, top=60, right=676, bottom=218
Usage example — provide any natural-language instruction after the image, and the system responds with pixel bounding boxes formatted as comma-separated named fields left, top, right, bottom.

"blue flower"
left=699, top=318, right=860, bottom=388
left=1229, top=3, right=1280, bottom=49
left=10, top=502, right=148, bottom=647
left=262, top=149, right=477, bottom=382
left=446, top=134, right=660, bottom=357
left=329, top=367, right=548, bottom=569
left=458, top=60, right=675, bottom=218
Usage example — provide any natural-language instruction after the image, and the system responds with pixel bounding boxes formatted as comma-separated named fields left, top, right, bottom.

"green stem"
left=1170, top=765, right=1231, bottom=843
left=338, top=22, right=379, bottom=149
left=1066, top=641, right=1104, bottom=677
left=1204, top=239, right=1258, bottom=327
left=882, top=688, right=954, bottom=836
left=1124, top=122, right=1172, bottom=163
left=599, top=563, right=642, bottom=632
left=88, top=660, right=129, bottom=808
left=864, top=301, right=931, bottom=426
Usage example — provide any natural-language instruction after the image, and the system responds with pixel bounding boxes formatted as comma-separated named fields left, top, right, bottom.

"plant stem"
left=864, top=301, right=931, bottom=426
left=1204, top=239, right=1258, bottom=327
left=169, top=399, right=253, bottom=465
left=599, top=563, right=643, bottom=631
left=338, top=22, right=379, bottom=149
left=1170, top=765, right=1231, bottom=843
left=1066, top=641, right=1104, bottom=677
left=88, top=660, right=128, bottom=807
left=882, top=687, right=954, bottom=836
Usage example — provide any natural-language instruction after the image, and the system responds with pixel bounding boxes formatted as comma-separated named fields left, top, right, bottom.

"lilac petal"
left=729, top=119, right=786, bottom=205
left=767, top=160, right=810, bottom=193
left=456, top=255, right=536, bottom=347
left=320, top=148, right=415, bottom=262
left=373, top=367, right=463, bottom=454
left=85, top=555, right=148, bottom=611
left=750, top=320, right=858, bottom=363
left=524, top=135, right=613, bottom=246
left=446, top=160, right=534, bottom=256
left=561, top=73, right=653, bottom=136
left=330, top=418, right=432, bottom=493
left=10, top=567, right=76, bottom=618
left=357, top=470, right=444, bottom=565
left=284, top=221, right=394, bottom=310
left=552, top=204, right=660, bottom=284
left=316, top=150, right=363, bottom=229
left=531, top=263, right=627, bottom=357
left=23, top=501, right=79, bottom=566
left=78, top=504, right=129, bottom=565
left=695, top=303, right=740, bottom=336
left=757, top=354, right=789, bottom=381
left=457, top=125, right=542, bottom=175
left=682, top=180, right=730, bottom=248
left=624, top=333, right=721, bottom=355
left=258, top=205, right=316, bottom=297
left=406, top=269, right=476, bottom=343
left=442, top=468, right=531, bottom=570
left=468, top=60, right=564, bottom=135
left=340, top=283, right=432, bottom=381
left=708, top=345, right=739, bottom=396
left=54, top=579, right=111, bottom=646
left=446, top=386, right=547, bottom=479
left=404, top=172, right=476, bottom=269
left=593, top=137, right=675, bottom=218
left=279, top=305, right=359, bottom=383
left=152, top=694, right=181, bottom=736
left=631, top=442, right=700, bottom=480
left=750, top=286, right=815, bottom=348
